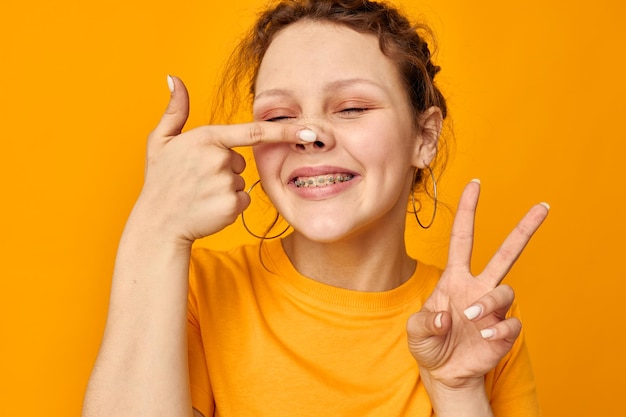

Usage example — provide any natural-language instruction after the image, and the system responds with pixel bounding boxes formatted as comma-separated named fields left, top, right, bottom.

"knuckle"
left=512, top=317, right=522, bottom=329
left=203, top=125, right=216, bottom=138
left=195, top=126, right=216, bottom=144
left=230, top=151, right=247, bottom=173
left=249, top=123, right=266, bottom=143
left=280, top=125, right=290, bottom=142
left=234, top=176, right=246, bottom=191
left=496, top=245, right=517, bottom=263
left=483, top=292, right=498, bottom=308
left=450, top=229, right=472, bottom=243
left=500, top=284, right=515, bottom=299
left=164, top=102, right=189, bottom=119
left=507, top=317, right=522, bottom=334
left=515, top=221, right=534, bottom=238
left=225, top=174, right=244, bottom=191
left=231, top=190, right=249, bottom=209
left=239, top=191, right=251, bottom=210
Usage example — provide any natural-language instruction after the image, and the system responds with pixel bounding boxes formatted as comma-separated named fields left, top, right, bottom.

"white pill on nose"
left=298, top=129, right=317, bottom=143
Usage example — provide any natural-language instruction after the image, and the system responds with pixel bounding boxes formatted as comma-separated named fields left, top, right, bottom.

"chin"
left=289, top=221, right=366, bottom=244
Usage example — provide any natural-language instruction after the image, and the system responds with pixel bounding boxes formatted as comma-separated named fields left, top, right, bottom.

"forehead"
left=255, top=20, right=402, bottom=93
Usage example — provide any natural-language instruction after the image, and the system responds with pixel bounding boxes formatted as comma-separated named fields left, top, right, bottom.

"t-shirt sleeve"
left=486, top=303, right=541, bottom=417
left=187, top=258, right=214, bottom=417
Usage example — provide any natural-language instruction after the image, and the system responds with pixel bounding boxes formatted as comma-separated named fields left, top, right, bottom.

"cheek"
left=341, top=121, right=414, bottom=163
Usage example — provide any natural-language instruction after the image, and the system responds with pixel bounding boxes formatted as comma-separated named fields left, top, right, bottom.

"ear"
left=412, top=106, right=443, bottom=168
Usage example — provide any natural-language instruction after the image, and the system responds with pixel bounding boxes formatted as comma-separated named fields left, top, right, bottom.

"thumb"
left=406, top=310, right=450, bottom=353
left=150, top=75, right=190, bottom=143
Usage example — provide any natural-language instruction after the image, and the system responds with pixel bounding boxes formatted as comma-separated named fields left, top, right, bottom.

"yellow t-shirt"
left=187, top=239, right=539, bottom=416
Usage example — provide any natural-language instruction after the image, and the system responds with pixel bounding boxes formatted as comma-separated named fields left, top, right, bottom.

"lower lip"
left=288, top=176, right=360, bottom=200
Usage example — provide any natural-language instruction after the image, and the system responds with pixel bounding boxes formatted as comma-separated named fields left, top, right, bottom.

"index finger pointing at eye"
left=208, top=121, right=317, bottom=149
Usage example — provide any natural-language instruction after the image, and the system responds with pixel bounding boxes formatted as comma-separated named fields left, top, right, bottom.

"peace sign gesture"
left=406, top=180, right=549, bottom=392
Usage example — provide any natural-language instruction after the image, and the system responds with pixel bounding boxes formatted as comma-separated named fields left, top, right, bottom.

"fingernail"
left=481, top=328, right=495, bottom=339
left=434, top=312, right=443, bottom=328
left=298, top=129, right=317, bottom=142
left=470, top=178, right=481, bottom=184
left=167, top=74, right=175, bottom=93
left=540, top=202, right=551, bottom=210
left=463, top=305, right=482, bottom=320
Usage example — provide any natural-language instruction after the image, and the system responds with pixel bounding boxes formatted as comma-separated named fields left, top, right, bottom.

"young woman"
left=83, top=1, right=549, bottom=416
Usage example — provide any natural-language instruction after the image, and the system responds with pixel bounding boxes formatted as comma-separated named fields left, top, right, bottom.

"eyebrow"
left=254, top=77, right=385, bottom=100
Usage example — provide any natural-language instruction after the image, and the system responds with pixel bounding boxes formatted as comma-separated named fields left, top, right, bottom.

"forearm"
left=420, top=368, right=493, bottom=417
left=82, top=210, right=194, bottom=417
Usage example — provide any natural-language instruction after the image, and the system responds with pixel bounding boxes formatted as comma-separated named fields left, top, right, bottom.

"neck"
left=282, top=226, right=415, bottom=292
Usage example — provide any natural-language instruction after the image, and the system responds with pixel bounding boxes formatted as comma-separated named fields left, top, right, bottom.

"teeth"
left=294, top=173, right=354, bottom=188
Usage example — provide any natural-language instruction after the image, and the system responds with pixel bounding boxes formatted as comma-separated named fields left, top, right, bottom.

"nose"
left=295, top=139, right=326, bottom=151
left=292, top=123, right=335, bottom=153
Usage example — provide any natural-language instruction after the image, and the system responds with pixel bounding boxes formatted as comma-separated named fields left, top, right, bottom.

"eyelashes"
left=340, top=107, right=368, bottom=115
left=265, top=115, right=293, bottom=122
left=265, top=108, right=370, bottom=122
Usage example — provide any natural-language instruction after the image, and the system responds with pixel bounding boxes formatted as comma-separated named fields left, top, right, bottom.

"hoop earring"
left=241, top=180, right=291, bottom=239
left=411, top=166, right=437, bottom=229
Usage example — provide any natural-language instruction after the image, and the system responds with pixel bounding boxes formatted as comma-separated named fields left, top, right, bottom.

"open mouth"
left=293, top=173, right=355, bottom=188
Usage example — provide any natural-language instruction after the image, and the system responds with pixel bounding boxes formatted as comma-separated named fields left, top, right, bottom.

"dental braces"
left=294, top=174, right=354, bottom=188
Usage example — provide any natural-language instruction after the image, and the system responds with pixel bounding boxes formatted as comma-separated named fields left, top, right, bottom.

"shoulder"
left=189, top=241, right=262, bottom=284
left=191, top=242, right=260, bottom=270
left=187, top=242, right=265, bottom=317
left=188, top=240, right=285, bottom=293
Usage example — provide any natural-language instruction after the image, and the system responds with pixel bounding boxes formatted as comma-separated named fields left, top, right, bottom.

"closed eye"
left=265, top=115, right=294, bottom=122
left=340, top=108, right=368, bottom=114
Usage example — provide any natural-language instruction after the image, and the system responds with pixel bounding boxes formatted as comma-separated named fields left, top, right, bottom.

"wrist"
left=420, top=368, right=493, bottom=417
left=125, top=197, right=196, bottom=251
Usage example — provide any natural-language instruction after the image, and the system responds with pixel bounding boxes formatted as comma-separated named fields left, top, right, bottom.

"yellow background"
left=1, top=0, right=625, bottom=415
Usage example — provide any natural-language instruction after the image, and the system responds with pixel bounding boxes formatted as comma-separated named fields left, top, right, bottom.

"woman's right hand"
left=84, top=75, right=319, bottom=417
left=132, top=75, right=313, bottom=246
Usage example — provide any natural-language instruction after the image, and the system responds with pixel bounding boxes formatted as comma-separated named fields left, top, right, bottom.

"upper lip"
left=287, top=165, right=358, bottom=183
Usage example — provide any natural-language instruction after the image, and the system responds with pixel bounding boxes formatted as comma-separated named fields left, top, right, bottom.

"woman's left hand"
left=406, top=180, right=549, bottom=390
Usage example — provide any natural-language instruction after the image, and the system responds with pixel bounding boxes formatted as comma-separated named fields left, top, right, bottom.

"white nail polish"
left=434, top=312, right=443, bottom=328
left=167, top=75, right=175, bottom=93
left=463, top=305, right=482, bottom=320
left=481, top=328, right=495, bottom=339
left=298, top=129, right=317, bottom=142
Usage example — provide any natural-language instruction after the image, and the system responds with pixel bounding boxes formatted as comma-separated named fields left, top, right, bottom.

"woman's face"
left=252, top=21, right=435, bottom=243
